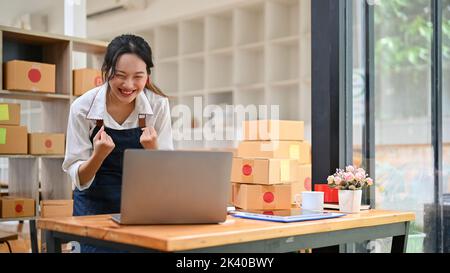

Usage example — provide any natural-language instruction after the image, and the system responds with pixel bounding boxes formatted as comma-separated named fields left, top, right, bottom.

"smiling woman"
left=61, top=33, right=174, bottom=253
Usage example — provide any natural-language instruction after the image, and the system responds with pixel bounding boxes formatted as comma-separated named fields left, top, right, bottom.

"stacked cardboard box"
left=0, top=103, right=28, bottom=154
left=4, top=60, right=56, bottom=93
left=231, top=120, right=312, bottom=210
left=40, top=200, right=73, bottom=218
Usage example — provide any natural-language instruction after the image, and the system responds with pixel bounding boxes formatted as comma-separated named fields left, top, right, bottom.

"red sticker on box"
left=15, top=204, right=23, bottom=213
left=28, top=69, right=41, bottom=83
left=94, top=76, right=103, bottom=86
left=263, top=211, right=274, bottom=215
left=304, top=177, right=312, bottom=191
left=263, top=192, right=274, bottom=203
left=242, top=164, right=252, bottom=176
left=45, top=139, right=53, bottom=148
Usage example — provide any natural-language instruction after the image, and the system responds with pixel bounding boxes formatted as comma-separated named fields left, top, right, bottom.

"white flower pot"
left=338, top=190, right=362, bottom=213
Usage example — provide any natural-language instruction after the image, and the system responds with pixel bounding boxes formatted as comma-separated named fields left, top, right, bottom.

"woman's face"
left=108, top=53, right=149, bottom=105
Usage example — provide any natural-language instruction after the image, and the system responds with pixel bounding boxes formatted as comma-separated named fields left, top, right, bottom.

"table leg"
left=29, top=220, right=39, bottom=253
left=391, top=222, right=410, bottom=253
left=45, top=230, right=62, bottom=253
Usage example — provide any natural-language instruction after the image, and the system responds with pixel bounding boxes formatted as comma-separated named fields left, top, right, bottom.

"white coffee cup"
left=295, top=191, right=324, bottom=211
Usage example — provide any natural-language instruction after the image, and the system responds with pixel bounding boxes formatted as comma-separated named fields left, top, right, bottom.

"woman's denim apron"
left=73, top=117, right=145, bottom=253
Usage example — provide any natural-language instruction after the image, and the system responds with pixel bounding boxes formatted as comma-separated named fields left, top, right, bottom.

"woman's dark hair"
left=102, top=34, right=167, bottom=97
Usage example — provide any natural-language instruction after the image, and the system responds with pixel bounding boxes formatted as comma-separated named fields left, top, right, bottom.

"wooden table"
left=37, top=210, right=415, bottom=253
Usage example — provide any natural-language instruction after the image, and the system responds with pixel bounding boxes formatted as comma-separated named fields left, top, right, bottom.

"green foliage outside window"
left=375, top=0, right=450, bottom=73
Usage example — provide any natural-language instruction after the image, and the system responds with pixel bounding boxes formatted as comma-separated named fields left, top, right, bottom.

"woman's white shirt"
left=62, top=83, right=174, bottom=191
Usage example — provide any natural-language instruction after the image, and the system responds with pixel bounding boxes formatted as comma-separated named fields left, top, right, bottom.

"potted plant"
left=327, top=166, right=373, bottom=213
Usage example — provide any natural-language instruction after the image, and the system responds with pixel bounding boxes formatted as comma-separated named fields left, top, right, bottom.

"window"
left=443, top=0, right=450, bottom=196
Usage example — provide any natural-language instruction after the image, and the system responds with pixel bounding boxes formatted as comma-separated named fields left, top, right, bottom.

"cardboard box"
left=73, top=68, right=103, bottom=96
left=231, top=158, right=298, bottom=185
left=243, top=120, right=304, bottom=141
left=0, top=196, right=35, bottom=218
left=4, top=60, right=56, bottom=93
left=237, top=141, right=311, bottom=164
left=0, top=125, right=28, bottom=154
left=291, top=164, right=312, bottom=204
left=40, top=200, right=73, bottom=218
left=232, top=183, right=291, bottom=210
left=0, top=103, right=20, bottom=126
left=28, top=133, right=65, bottom=155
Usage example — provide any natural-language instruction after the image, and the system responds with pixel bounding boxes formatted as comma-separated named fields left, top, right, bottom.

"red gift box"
left=314, top=184, right=339, bottom=203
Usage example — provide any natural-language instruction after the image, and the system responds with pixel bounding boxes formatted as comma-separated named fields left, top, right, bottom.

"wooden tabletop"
left=37, top=210, right=415, bottom=252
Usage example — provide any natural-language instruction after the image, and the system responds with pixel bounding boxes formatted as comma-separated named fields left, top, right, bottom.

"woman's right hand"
left=92, top=126, right=115, bottom=160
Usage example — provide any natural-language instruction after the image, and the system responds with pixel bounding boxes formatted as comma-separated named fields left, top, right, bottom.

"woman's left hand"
left=140, top=127, right=158, bottom=150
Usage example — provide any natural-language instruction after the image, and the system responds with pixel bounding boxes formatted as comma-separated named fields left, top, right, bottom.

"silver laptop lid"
left=120, top=150, right=232, bottom=224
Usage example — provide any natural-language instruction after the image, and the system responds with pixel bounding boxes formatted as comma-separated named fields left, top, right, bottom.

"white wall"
left=87, top=0, right=252, bottom=39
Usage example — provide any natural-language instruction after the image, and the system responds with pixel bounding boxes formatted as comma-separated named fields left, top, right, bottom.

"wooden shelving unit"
left=136, top=0, right=311, bottom=149
left=0, top=25, right=108, bottom=229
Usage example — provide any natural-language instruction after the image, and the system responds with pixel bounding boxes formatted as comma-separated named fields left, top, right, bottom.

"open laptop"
left=111, top=149, right=232, bottom=225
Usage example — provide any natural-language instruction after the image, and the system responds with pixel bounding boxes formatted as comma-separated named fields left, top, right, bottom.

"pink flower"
left=346, top=165, right=355, bottom=173
left=366, top=178, right=373, bottom=186
left=355, top=172, right=365, bottom=181
left=344, top=172, right=354, bottom=182
left=334, top=176, right=342, bottom=184
left=357, top=168, right=365, bottom=174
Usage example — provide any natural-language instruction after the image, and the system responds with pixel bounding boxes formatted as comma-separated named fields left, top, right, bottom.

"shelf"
left=234, top=2, right=265, bottom=46
left=268, top=84, right=300, bottom=120
left=154, top=61, right=178, bottom=95
left=0, top=90, right=71, bottom=101
left=87, top=0, right=311, bottom=150
left=155, top=24, right=179, bottom=59
left=0, top=216, right=37, bottom=222
left=0, top=26, right=106, bottom=208
left=270, top=35, right=299, bottom=46
left=207, top=51, right=233, bottom=89
left=235, top=82, right=265, bottom=91
left=207, top=91, right=233, bottom=105
left=135, top=29, right=155, bottom=50
left=234, top=87, right=265, bottom=121
left=205, top=92, right=234, bottom=134
left=208, top=87, right=234, bottom=94
left=237, top=41, right=264, bottom=51
left=1, top=32, right=71, bottom=95
left=181, top=52, right=204, bottom=60
left=157, top=56, right=179, bottom=64
left=267, top=0, right=299, bottom=40
left=72, top=38, right=108, bottom=54
left=268, top=40, right=299, bottom=82
left=180, top=57, right=204, bottom=93
left=1, top=26, right=69, bottom=44
left=167, top=96, right=179, bottom=110
left=179, top=95, right=205, bottom=117
left=206, top=11, right=233, bottom=50
left=235, top=47, right=264, bottom=86
left=181, top=89, right=205, bottom=97
left=180, top=18, right=204, bottom=55
left=269, top=79, right=299, bottom=87
left=210, top=47, right=233, bottom=55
